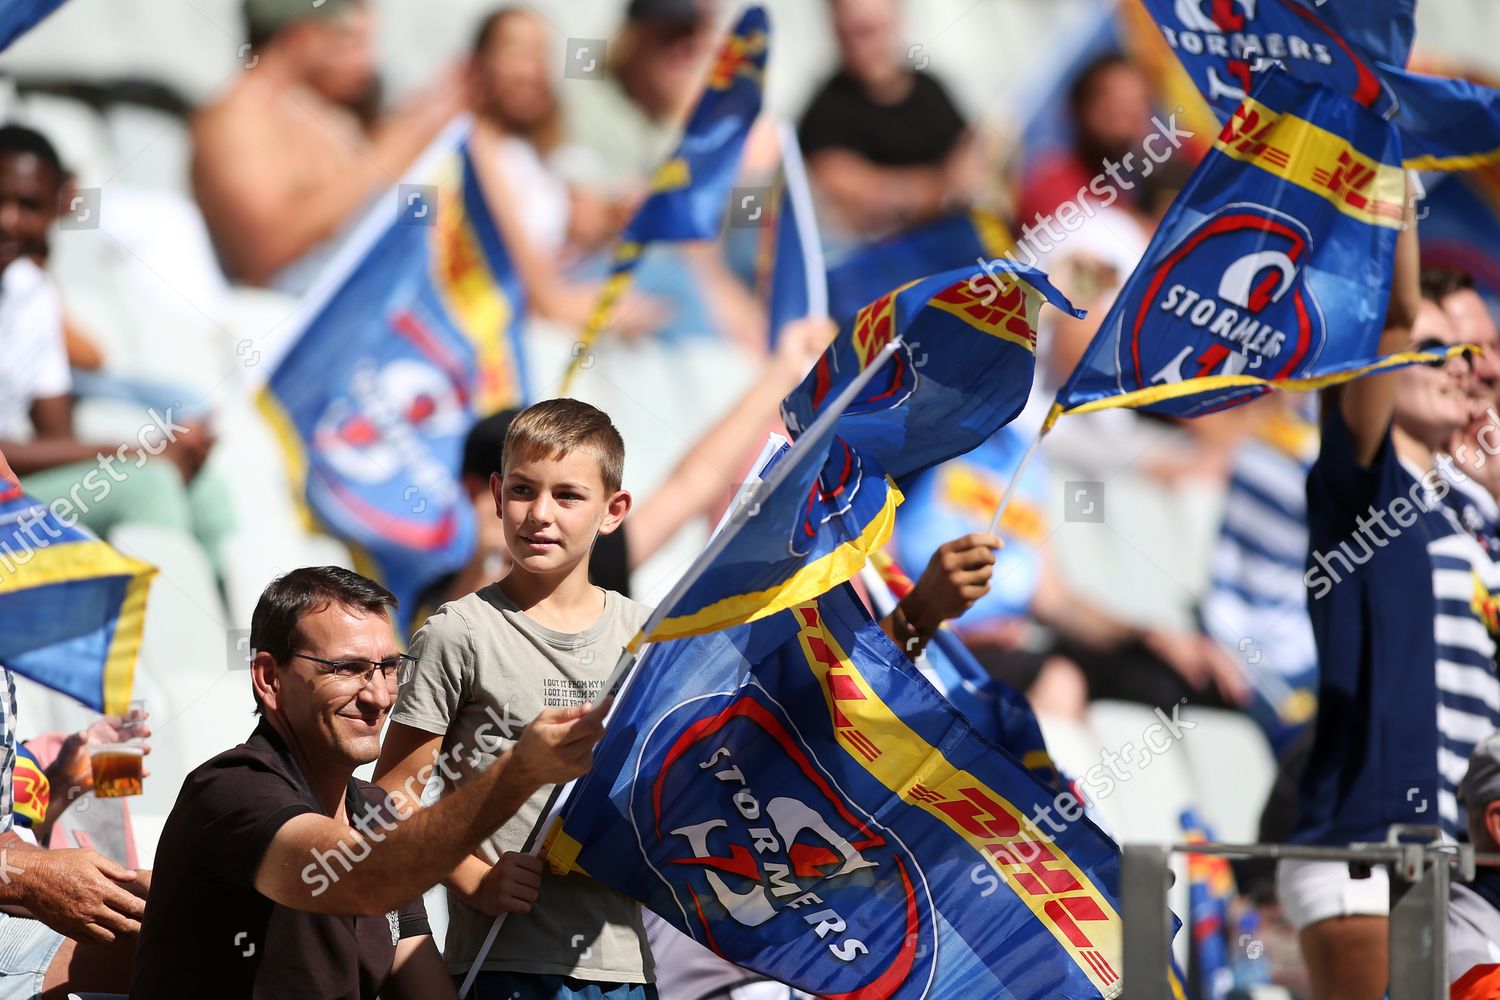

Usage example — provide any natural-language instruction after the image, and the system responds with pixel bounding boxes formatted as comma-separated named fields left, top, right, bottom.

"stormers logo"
left=792, top=437, right=876, bottom=559
left=1160, top=0, right=1383, bottom=109
left=634, top=684, right=936, bottom=999
left=1119, top=202, right=1325, bottom=408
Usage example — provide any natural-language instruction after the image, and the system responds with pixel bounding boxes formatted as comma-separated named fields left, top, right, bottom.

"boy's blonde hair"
left=502, top=398, right=625, bottom=493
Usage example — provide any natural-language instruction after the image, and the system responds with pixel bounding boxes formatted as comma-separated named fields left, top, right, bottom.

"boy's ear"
left=489, top=472, right=504, bottom=516
left=598, top=488, right=632, bottom=535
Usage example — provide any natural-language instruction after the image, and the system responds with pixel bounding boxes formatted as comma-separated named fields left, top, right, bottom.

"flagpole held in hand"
left=986, top=424, right=1047, bottom=537
left=459, top=337, right=904, bottom=996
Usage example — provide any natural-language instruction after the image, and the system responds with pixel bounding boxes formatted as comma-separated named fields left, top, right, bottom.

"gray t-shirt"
left=391, top=583, right=655, bottom=982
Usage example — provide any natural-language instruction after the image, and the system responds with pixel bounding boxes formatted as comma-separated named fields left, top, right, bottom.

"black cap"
left=626, top=0, right=704, bottom=27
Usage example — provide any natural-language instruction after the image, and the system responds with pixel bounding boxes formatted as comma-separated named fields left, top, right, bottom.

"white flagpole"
left=985, top=424, right=1047, bottom=536
left=458, top=338, right=903, bottom=996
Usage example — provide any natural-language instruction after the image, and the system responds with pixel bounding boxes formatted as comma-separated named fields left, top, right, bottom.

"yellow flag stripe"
left=1403, top=146, right=1500, bottom=172
left=1044, top=347, right=1475, bottom=432
left=796, top=603, right=1124, bottom=995
left=1214, top=98, right=1405, bottom=229
left=102, top=567, right=155, bottom=716
left=637, top=481, right=903, bottom=648
left=560, top=243, right=642, bottom=394
left=0, top=537, right=155, bottom=595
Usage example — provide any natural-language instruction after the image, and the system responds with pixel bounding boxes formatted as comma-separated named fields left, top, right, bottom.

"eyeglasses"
left=1413, top=338, right=1473, bottom=369
left=290, top=652, right=416, bottom=687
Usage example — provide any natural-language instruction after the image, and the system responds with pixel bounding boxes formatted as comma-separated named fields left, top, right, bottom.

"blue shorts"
left=460, top=971, right=657, bottom=1000
left=0, top=913, right=63, bottom=1000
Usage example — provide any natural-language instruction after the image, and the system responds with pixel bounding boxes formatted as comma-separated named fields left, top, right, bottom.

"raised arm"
left=1338, top=174, right=1422, bottom=467
left=255, top=703, right=601, bottom=917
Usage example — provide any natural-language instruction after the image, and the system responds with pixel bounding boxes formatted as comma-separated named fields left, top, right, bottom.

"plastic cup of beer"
left=91, top=743, right=144, bottom=798
left=90, top=701, right=148, bottom=798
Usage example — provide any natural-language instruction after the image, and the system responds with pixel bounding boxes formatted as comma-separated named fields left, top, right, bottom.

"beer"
left=91, top=745, right=143, bottom=798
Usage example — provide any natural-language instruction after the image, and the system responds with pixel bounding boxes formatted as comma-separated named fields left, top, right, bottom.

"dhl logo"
left=793, top=602, right=1123, bottom=994
left=1215, top=98, right=1404, bottom=228
left=705, top=29, right=767, bottom=91
left=939, top=464, right=1045, bottom=543
left=926, top=277, right=1038, bottom=353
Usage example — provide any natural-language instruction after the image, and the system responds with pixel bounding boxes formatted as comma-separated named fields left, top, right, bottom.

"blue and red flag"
left=547, top=581, right=1168, bottom=999
left=825, top=211, right=1016, bottom=329
left=1048, top=67, right=1448, bottom=427
left=646, top=263, right=1079, bottom=644
left=1138, top=0, right=1500, bottom=171
left=562, top=6, right=768, bottom=390
left=862, top=552, right=1062, bottom=791
left=259, top=120, right=526, bottom=628
left=1181, top=809, right=1236, bottom=1000
left=0, top=483, right=156, bottom=714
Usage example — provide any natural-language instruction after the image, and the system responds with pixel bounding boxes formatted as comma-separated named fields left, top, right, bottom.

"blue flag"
left=1181, top=809, right=1236, bottom=1000
left=562, top=6, right=768, bottom=391
left=1048, top=68, right=1438, bottom=426
left=0, top=483, right=156, bottom=714
left=825, top=212, right=1014, bottom=329
left=764, top=122, right=827, bottom=348
left=1140, top=0, right=1500, bottom=171
left=549, top=581, right=1155, bottom=999
left=649, top=264, right=1078, bottom=644
left=863, top=553, right=1061, bottom=791
left=0, top=0, right=66, bottom=51
left=625, top=5, right=768, bottom=244
left=261, top=122, right=526, bottom=628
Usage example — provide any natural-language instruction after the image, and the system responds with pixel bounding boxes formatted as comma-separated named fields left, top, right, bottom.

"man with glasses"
left=131, top=566, right=607, bottom=1000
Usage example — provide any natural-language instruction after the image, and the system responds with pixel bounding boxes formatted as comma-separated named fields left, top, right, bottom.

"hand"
left=20, top=848, right=144, bottom=943
left=772, top=316, right=837, bottom=386
left=904, top=533, right=1003, bottom=631
left=52, top=714, right=153, bottom=798
left=1197, top=636, right=1255, bottom=707
left=510, top=703, right=606, bottom=788
left=159, top=420, right=214, bottom=482
left=1141, top=628, right=1211, bottom=690
left=474, top=851, right=544, bottom=915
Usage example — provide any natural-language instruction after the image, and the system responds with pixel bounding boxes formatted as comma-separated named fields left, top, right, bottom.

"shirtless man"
left=193, top=0, right=462, bottom=288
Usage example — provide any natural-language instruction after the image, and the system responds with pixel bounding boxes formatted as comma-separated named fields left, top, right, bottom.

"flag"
left=562, top=6, right=768, bottom=390
left=647, top=263, right=1080, bottom=645
left=258, top=120, right=526, bottom=628
left=788, top=262, right=1081, bottom=482
left=1047, top=67, right=1448, bottom=427
left=1181, top=809, right=1236, bottom=1000
left=1419, top=167, right=1500, bottom=299
left=0, top=484, right=156, bottom=714
left=547, top=581, right=1160, bottom=1000
left=825, top=211, right=1016, bottom=329
left=762, top=121, right=827, bottom=348
left=0, top=0, right=66, bottom=51
left=1138, top=0, right=1500, bottom=171
left=862, top=552, right=1061, bottom=790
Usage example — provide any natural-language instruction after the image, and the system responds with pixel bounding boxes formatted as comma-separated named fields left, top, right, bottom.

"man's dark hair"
left=1420, top=267, right=1476, bottom=305
left=248, top=566, right=396, bottom=713
left=472, top=5, right=527, bottom=56
left=0, top=124, right=64, bottom=180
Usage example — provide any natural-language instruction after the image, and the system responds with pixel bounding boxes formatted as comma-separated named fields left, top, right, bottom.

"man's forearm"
left=318, top=750, right=542, bottom=916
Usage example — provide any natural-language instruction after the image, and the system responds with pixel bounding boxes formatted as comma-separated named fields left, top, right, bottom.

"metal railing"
left=1121, top=826, right=1500, bottom=1000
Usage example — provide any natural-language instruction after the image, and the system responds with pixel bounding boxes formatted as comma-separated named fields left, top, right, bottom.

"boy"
left=375, top=398, right=652, bottom=1000
left=375, top=397, right=1003, bottom=999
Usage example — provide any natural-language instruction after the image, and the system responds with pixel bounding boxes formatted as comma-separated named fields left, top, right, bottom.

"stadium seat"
left=1176, top=707, right=1277, bottom=844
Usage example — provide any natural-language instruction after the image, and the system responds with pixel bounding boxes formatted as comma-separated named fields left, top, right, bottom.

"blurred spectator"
left=557, top=0, right=765, bottom=351
left=1449, top=731, right=1500, bottom=998
left=1279, top=209, right=1494, bottom=1000
left=1437, top=269, right=1500, bottom=523
left=0, top=125, right=227, bottom=553
left=1017, top=54, right=1152, bottom=228
left=797, top=0, right=981, bottom=239
left=561, top=0, right=720, bottom=193
left=1201, top=394, right=1320, bottom=752
left=895, top=425, right=1248, bottom=718
left=192, top=0, right=463, bottom=290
